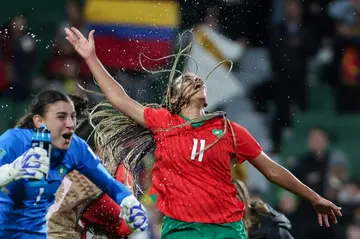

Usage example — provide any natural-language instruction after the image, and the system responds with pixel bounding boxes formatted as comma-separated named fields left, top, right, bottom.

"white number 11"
left=191, top=139, right=206, bottom=162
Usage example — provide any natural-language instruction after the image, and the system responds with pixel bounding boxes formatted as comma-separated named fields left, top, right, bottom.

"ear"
left=32, top=115, right=44, bottom=128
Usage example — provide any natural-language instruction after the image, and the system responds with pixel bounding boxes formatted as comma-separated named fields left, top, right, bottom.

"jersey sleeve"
left=80, top=193, right=133, bottom=237
left=80, top=165, right=133, bottom=237
left=144, top=107, right=172, bottom=131
left=0, top=129, right=26, bottom=166
left=74, top=139, right=132, bottom=204
left=231, top=122, right=263, bottom=164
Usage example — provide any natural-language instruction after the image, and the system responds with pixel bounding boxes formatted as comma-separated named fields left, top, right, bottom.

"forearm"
left=267, top=164, right=321, bottom=202
left=81, top=163, right=131, bottom=204
left=0, top=164, right=16, bottom=188
left=85, top=56, right=128, bottom=105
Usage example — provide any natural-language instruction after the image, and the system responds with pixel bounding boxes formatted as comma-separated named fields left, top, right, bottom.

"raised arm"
left=64, top=27, right=146, bottom=126
left=231, top=122, right=342, bottom=227
left=249, top=152, right=342, bottom=227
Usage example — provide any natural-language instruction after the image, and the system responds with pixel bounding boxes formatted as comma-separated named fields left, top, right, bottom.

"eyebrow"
left=56, top=111, right=76, bottom=115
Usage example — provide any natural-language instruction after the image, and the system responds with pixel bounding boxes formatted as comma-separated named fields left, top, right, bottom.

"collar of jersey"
left=178, top=114, right=205, bottom=128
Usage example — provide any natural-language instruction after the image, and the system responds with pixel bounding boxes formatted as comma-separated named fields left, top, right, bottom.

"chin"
left=53, top=141, right=72, bottom=150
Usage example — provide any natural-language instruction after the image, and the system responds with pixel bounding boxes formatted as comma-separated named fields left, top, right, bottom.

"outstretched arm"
left=64, top=27, right=146, bottom=126
left=249, top=152, right=342, bottom=227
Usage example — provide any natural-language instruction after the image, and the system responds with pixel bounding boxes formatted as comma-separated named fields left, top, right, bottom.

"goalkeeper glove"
left=120, top=195, right=148, bottom=232
left=0, top=147, right=49, bottom=188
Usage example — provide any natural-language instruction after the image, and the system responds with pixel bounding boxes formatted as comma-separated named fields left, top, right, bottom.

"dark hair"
left=16, top=90, right=71, bottom=129
left=70, top=94, right=94, bottom=149
left=76, top=118, right=95, bottom=150
left=68, top=94, right=89, bottom=123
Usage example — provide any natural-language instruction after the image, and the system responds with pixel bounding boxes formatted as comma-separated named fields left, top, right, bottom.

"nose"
left=194, top=76, right=201, bottom=82
left=65, top=116, right=75, bottom=129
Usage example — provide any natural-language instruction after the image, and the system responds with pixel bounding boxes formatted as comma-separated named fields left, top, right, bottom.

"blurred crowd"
left=1, top=0, right=360, bottom=238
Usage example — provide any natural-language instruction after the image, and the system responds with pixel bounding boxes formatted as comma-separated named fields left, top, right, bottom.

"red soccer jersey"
left=144, top=107, right=262, bottom=224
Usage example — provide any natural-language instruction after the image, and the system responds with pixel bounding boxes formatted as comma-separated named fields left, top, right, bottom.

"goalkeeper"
left=0, top=90, right=148, bottom=238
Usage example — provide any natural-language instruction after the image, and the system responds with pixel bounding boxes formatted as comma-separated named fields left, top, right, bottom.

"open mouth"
left=62, top=132, right=73, bottom=141
left=194, top=83, right=202, bottom=90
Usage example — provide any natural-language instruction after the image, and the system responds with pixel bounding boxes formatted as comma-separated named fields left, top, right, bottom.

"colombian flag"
left=84, top=0, right=180, bottom=70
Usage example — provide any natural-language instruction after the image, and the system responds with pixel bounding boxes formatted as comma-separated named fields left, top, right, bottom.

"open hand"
left=312, top=196, right=342, bottom=227
left=64, top=27, right=96, bottom=60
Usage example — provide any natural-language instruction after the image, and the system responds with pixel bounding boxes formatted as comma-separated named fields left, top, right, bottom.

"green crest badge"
left=0, top=148, right=6, bottom=159
left=58, top=165, right=67, bottom=177
left=212, top=129, right=224, bottom=137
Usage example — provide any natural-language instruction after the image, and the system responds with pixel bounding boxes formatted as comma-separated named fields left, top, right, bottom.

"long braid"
left=89, top=35, right=240, bottom=196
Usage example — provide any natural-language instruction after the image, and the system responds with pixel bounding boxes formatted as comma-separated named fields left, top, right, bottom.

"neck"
left=180, top=106, right=205, bottom=120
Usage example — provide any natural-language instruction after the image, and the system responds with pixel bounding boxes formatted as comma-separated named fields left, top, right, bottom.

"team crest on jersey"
left=212, top=129, right=223, bottom=137
left=57, top=165, right=67, bottom=177
left=0, top=148, right=6, bottom=159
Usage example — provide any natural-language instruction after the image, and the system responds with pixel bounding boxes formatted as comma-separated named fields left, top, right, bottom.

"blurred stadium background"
left=1, top=0, right=360, bottom=238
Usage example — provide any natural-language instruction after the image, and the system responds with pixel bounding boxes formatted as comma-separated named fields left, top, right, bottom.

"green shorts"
left=161, top=216, right=247, bottom=239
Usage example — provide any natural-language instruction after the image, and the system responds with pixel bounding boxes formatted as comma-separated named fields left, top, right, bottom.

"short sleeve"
left=231, top=122, right=262, bottom=164
left=144, top=107, right=172, bottom=131
left=0, top=129, right=26, bottom=166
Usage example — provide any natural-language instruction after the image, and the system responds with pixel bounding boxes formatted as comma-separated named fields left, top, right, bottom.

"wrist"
left=85, top=54, right=98, bottom=64
left=309, top=193, right=322, bottom=204
left=0, top=164, right=17, bottom=187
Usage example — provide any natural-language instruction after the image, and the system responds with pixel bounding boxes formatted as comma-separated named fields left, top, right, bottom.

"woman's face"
left=34, top=100, right=76, bottom=150
left=171, top=73, right=207, bottom=107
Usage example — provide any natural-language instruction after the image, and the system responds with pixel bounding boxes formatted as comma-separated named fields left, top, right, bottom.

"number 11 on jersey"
left=191, top=139, right=205, bottom=162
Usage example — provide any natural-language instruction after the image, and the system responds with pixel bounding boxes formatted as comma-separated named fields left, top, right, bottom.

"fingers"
left=88, top=30, right=95, bottom=45
left=331, top=203, right=342, bottom=216
left=32, top=147, right=48, bottom=157
left=71, top=27, right=85, bottom=39
left=318, top=213, right=323, bottom=227
left=36, top=163, right=49, bottom=175
left=64, top=28, right=78, bottom=45
left=26, top=163, right=48, bottom=175
left=329, top=209, right=337, bottom=224
left=27, top=155, right=50, bottom=167
left=334, top=209, right=343, bottom=217
left=323, top=214, right=330, bottom=227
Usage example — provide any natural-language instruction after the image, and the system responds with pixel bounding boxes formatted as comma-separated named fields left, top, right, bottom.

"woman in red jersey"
left=65, top=27, right=342, bottom=239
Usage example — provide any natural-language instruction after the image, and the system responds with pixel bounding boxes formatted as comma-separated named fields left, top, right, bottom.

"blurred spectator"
left=328, top=0, right=360, bottom=113
left=326, top=150, right=350, bottom=200
left=46, top=0, right=88, bottom=95
left=55, top=0, right=86, bottom=47
left=217, top=0, right=271, bottom=46
left=346, top=222, right=360, bottom=239
left=303, top=0, right=334, bottom=43
left=338, top=178, right=360, bottom=204
left=282, top=126, right=348, bottom=239
left=0, top=14, right=35, bottom=101
left=251, top=0, right=317, bottom=153
left=0, top=49, right=8, bottom=94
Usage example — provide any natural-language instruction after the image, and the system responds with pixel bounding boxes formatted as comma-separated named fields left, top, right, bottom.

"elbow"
left=263, top=167, right=282, bottom=183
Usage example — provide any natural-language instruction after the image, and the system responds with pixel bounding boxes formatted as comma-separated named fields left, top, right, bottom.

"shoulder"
left=0, top=128, right=32, bottom=143
left=228, top=121, right=250, bottom=135
left=144, top=107, right=172, bottom=117
left=144, top=107, right=176, bottom=129
left=68, top=134, right=89, bottom=153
